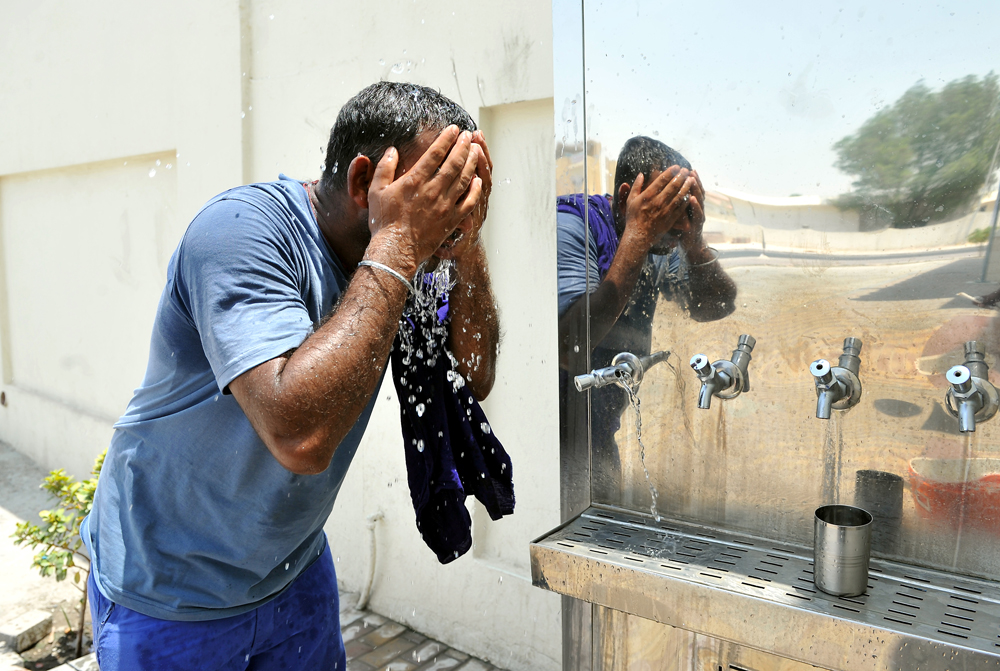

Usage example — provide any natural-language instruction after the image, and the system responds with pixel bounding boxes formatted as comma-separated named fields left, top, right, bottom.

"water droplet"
left=148, top=168, right=156, bottom=178
left=379, top=59, right=385, bottom=65
left=246, top=654, right=250, bottom=662
left=332, top=161, right=339, bottom=174
left=573, top=345, right=580, bottom=353
left=481, top=422, right=491, bottom=434
left=285, top=562, right=290, bottom=570
left=416, top=403, right=425, bottom=416
left=241, top=111, right=246, bottom=119
left=408, top=395, right=416, bottom=404
left=268, top=13, right=274, bottom=19
left=417, top=439, right=425, bottom=452
left=165, top=163, right=172, bottom=170
left=498, top=576, right=503, bottom=584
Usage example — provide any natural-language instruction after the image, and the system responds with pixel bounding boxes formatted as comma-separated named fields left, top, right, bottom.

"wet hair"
left=612, top=136, right=692, bottom=218
left=319, top=82, right=476, bottom=195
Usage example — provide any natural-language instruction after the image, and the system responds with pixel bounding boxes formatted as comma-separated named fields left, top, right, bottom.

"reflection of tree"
left=833, top=73, right=1000, bottom=229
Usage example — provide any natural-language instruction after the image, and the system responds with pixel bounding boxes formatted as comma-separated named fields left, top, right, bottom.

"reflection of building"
left=981, top=189, right=998, bottom=212
left=555, top=140, right=617, bottom=196
left=713, top=187, right=861, bottom=233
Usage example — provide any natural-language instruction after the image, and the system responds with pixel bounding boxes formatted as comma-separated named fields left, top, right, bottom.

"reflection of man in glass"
left=558, top=136, right=737, bottom=496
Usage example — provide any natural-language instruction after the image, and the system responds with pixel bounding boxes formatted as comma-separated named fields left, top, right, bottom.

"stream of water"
left=951, top=432, right=977, bottom=569
left=620, top=373, right=660, bottom=522
left=821, top=413, right=844, bottom=504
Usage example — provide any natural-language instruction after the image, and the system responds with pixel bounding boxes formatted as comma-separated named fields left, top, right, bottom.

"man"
left=558, top=136, right=737, bottom=496
left=82, top=82, right=499, bottom=670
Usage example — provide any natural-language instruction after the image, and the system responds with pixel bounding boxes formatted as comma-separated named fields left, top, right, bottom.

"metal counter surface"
left=531, top=504, right=1000, bottom=670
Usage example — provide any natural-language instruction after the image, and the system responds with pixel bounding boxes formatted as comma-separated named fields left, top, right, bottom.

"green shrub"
left=11, top=450, right=105, bottom=657
left=969, top=227, right=991, bottom=244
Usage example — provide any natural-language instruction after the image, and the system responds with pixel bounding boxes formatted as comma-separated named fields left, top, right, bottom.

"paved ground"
left=0, top=442, right=87, bottom=632
left=339, top=596, right=504, bottom=671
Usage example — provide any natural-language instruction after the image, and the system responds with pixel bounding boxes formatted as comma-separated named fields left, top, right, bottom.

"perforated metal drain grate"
left=537, top=505, right=1000, bottom=662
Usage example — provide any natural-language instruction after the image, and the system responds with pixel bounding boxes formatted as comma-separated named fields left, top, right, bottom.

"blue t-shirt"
left=82, top=175, right=377, bottom=621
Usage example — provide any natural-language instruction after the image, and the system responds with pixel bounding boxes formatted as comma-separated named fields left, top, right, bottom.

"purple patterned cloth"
left=390, top=274, right=514, bottom=564
left=556, top=194, right=618, bottom=277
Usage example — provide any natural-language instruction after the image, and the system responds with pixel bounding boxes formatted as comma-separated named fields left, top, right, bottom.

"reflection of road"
left=720, top=245, right=984, bottom=267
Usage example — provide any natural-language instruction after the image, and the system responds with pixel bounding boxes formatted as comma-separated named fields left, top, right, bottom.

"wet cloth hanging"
left=390, top=263, right=514, bottom=564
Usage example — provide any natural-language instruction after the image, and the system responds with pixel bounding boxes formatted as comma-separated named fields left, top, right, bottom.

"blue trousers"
left=88, top=546, right=346, bottom=670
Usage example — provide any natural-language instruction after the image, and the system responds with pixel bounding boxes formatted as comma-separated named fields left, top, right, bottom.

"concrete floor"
left=0, top=441, right=87, bottom=626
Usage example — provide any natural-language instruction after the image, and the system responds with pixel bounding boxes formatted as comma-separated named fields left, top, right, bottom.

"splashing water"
left=620, top=373, right=660, bottom=521
left=396, top=260, right=472, bottom=404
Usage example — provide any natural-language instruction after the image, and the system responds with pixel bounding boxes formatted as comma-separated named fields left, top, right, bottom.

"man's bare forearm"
left=230, top=243, right=409, bottom=474
left=686, top=253, right=738, bottom=322
left=448, top=243, right=500, bottom=400
left=558, top=231, right=650, bottom=368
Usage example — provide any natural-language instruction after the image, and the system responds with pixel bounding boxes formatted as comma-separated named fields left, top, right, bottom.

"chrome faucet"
left=810, top=337, right=863, bottom=419
left=945, top=341, right=999, bottom=433
left=574, top=350, right=670, bottom=393
left=689, top=334, right=756, bottom=409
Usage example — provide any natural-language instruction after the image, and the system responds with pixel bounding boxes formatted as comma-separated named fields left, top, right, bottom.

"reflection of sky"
left=554, top=0, right=1000, bottom=198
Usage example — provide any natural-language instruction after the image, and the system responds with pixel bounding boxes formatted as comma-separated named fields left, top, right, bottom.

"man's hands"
left=365, top=126, right=484, bottom=276
left=620, top=166, right=698, bottom=253
left=435, top=130, right=493, bottom=261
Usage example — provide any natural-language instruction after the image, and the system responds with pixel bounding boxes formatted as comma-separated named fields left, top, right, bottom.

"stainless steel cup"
left=814, top=504, right=873, bottom=597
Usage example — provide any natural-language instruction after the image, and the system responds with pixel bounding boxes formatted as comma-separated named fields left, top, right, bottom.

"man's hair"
left=320, top=82, right=476, bottom=195
left=612, top=136, right=692, bottom=216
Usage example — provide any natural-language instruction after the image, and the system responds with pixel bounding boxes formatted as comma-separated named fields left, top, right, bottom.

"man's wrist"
left=365, top=229, right=419, bottom=278
left=682, top=240, right=713, bottom=265
left=618, top=227, right=656, bottom=255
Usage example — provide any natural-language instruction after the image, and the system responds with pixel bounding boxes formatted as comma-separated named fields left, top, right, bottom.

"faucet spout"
left=574, top=350, right=670, bottom=393
left=816, top=389, right=836, bottom=420
left=690, top=338, right=747, bottom=410
left=958, top=400, right=978, bottom=434
left=944, top=343, right=1000, bottom=433
left=947, top=364, right=985, bottom=433
left=696, top=373, right=728, bottom=410
left=810, top=339, right=863, bottom=419
left=810, top=359, right=848, bottom=419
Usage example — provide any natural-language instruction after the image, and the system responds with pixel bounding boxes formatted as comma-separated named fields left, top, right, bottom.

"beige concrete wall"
left=0, top=2, right=560, bottom=668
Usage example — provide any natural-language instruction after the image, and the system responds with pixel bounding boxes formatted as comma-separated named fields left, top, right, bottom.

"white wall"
left=0, top=2, right=561, bottom=668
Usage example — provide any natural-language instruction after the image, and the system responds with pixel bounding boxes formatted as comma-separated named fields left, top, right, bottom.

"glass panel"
left=555, top=0, right=593, bottom=523
left=560, top=0, right=1000, bottom=580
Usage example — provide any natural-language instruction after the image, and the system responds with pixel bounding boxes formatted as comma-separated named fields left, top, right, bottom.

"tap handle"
left=690, top=354, right=711, bottom=379
left=963, top=341, right=990, bottom=379
left=731, top=334, right=755, bottom=392
left=811, top=359, right=834, bottom=385
left=947, top=365, right=973, bottom=395
left=838, top=337, right=863, bottom=376
left=639, top=350, right=670, bottom=373
left=574, top=367, right=620, bottom=392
